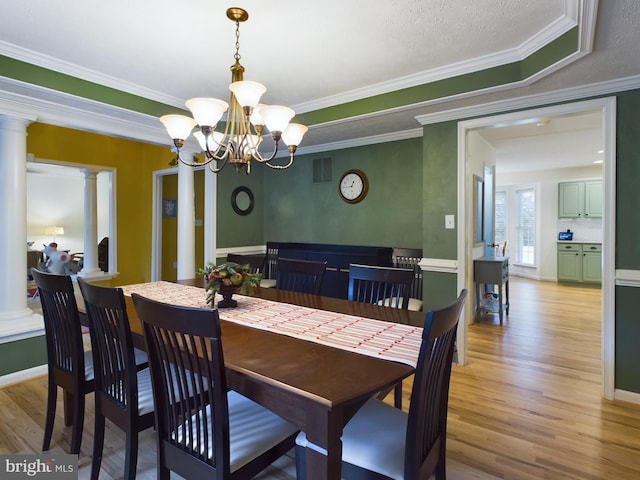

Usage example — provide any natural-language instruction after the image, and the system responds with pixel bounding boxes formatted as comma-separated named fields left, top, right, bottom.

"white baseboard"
left=614, top=389, right=640, bottom=405
left=0, top=365, right=47, bottom=388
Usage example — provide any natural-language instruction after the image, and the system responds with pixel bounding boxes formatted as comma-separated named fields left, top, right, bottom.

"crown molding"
left=0, top=76, right=169, bottom=145
left=3, top=70, right=637, bottom=160
left=416, top=73, right=640, bottom=126
left=0, top=40, right=184, bottom=109
left=291, top=128, right=423, bottom=157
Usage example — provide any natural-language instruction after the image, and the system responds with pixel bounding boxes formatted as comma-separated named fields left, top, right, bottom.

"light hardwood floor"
left=3, top=277, right=640, bottom=479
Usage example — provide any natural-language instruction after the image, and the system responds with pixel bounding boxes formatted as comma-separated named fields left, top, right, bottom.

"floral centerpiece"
left=198, top=261, right=260, bottom=308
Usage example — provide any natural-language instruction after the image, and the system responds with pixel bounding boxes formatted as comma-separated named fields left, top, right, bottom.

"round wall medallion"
left=231, top=186, right=254, bottom=216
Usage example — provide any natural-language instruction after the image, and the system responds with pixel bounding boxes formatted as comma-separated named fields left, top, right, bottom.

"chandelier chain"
left=234, top=20, right=241, bottom=63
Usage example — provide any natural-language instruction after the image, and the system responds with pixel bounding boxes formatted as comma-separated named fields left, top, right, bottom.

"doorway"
left=151, top=165, right=215, bottom=281
left=457, top=97, right=616, bottom=399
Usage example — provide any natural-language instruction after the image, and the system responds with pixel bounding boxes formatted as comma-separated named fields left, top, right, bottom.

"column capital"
left=81, top=168, right=100, bottom=178
left=0, top=113, right=36, bottom=133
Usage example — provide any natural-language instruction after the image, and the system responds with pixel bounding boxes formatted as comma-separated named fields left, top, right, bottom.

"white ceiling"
left=0, top=0, right=568, bottom=108
left=1, top=1, right=639, bottom=155
left=476, top=110, right=604, bottom=173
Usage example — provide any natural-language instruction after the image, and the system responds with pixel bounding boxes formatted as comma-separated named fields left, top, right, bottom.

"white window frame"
left=496, top=183, right=540, bottom=269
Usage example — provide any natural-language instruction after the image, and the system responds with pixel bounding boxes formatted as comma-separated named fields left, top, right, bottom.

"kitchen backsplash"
left=557, top=218, right=603, bottom=242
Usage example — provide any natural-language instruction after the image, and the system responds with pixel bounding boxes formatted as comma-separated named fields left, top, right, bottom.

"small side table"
left=474, top=255, right=509, bottom=325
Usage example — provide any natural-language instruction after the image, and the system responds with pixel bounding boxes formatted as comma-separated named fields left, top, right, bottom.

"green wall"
left=263, top=138, right=423, bottom=248
left=216, top=165, right=265, bottom=251
left=616, top=91, right=640, bottom=269
left=0, top=337, right=47, bottom=376
left=613, top=90, right=640, bottom=393
left=419, top=121, right=460, bottom=311
left=423, top=121, right=459, bottom=260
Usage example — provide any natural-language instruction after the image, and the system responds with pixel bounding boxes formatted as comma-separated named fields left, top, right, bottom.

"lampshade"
left=159, top=115, right=197, bottom=140
left=260, top=105, right=295, bottom=133
left=229, top=81, right=266, bottom=108
left=185, top=98, right=229, bottom=127
left=194, top=131, right=225, bottom=153
left=44, top=226, right=64, bottom=236
left=282, top=123, right=309, bottom=146
left=249, top=104, right=266, bottom=126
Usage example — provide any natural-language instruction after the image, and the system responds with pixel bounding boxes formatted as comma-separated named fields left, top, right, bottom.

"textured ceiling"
left=0, top=0, right=565, bottom=108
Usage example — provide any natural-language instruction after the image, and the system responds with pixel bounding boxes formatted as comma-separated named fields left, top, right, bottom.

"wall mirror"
left=231, top=186, right=254, bottom=216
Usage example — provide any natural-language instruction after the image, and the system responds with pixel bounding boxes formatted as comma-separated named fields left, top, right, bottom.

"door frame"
left=151, top=164, right=217, bottom=281
left=457, top=96, right=616, bottom=399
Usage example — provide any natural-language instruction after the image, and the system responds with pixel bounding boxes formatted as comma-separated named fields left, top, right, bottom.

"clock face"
left=339, top=169, right=368, bottom=203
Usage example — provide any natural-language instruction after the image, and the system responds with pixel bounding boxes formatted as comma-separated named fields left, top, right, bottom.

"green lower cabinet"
left=582, top=244, right=602, bottom=283
left=558, top=243, right=582, bottom=282
left=557, top=243, right=601, bottom=283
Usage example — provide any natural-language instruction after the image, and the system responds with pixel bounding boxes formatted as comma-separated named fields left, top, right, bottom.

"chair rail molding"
left=419, top=258, right=458, bottom=274
left=615, top=269, right=640, bottom=287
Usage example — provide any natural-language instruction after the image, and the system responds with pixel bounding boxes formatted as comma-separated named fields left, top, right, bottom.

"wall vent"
left=313, top=157, right=332, bottom=183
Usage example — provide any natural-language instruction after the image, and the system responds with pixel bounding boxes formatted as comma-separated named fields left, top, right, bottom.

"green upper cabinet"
left=558, top=180, right=602, bottom=218
left=584, top=181, right=603, bottom=217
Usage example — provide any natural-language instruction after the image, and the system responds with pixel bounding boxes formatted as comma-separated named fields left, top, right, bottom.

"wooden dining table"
left=94, top=279, right=425, bottom=480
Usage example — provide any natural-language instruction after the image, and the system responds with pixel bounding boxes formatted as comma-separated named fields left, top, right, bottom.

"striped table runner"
left=121, top=281, right=422, bottom=368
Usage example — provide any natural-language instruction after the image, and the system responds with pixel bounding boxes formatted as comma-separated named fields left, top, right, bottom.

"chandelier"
left=159, top=7, right=308, bottom=174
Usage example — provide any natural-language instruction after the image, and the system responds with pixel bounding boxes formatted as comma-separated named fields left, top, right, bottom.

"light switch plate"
left=445, top=214, right=455, bottom=229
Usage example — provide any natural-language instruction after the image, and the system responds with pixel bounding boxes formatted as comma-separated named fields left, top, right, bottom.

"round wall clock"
left=339, top=169, right=369, bottom=204
left=230, top=186, right=254, bottom=216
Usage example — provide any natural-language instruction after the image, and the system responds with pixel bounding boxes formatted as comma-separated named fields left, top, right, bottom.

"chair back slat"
left=265, top=242, right=280, bottom=280
left=392, top=248, right=423, bottom=301
left=78, top=279, right=138, bottom=413
left=132, top=293, right=230, bottom=476
left=32, top=269, right=85, bottom=377
left=348, top=264, right=414, bottom=310
left=405, top=289, right=467, bottom=479
left=276, top=258, right=326, bottom=295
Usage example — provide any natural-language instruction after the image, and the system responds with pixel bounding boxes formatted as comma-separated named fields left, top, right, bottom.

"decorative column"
left=78, top=169, right=103, bottom=278
left=176, top=154, right=196, bottom=280
left=203, top=166, right=217, bottom=265
left=0, top=113, right=42, bottom=338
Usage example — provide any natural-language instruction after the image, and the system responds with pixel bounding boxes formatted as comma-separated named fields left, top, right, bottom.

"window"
left=495, top=185, right=537, bottom=267
left=515, top=187, right=535, bottom=265
left=494, top=191, right=506, bottom=245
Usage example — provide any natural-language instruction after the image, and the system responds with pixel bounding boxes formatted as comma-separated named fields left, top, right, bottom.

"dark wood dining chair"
left=31, top=268, right=95, bottom=455
left=392, top=247, right=424, bottom=311
left=275, top=257, right=327, bottom=295
left=226, top=253, right=266, bottom=275
left=295, top=289, right=467, bottom=480
left=131, top=293, right=299, bottom=480
left=348, top=263, right=415, bottom=310
left=264, top=242, right=280, bottom=280
left=77, top=278, right=154, bottom=480
left=348, top=263, right=416, bottom=408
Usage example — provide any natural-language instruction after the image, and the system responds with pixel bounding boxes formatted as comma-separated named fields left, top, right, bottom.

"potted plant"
left=198, top=261, right=260, bottom=308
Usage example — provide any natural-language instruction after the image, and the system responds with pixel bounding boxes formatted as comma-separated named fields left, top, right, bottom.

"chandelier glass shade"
left=160, top=8, right=307, bottom=174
